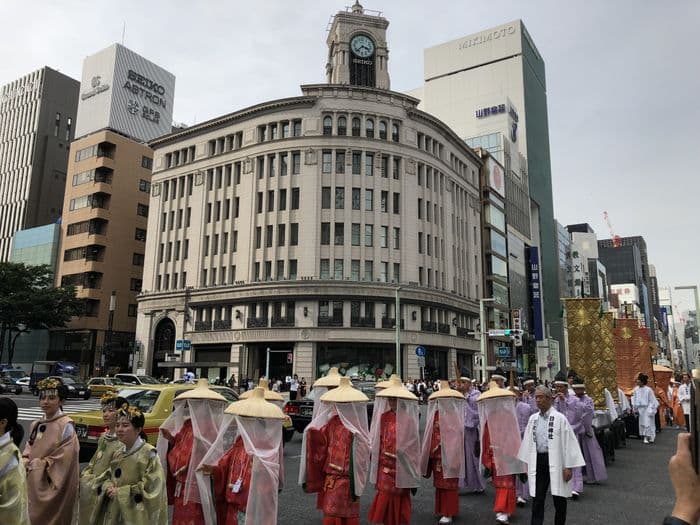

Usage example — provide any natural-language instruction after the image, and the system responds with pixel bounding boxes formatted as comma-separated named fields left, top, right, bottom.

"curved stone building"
left=136, top=3, right=484, bottom=383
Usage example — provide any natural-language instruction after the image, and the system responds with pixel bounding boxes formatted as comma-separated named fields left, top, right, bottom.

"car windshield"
left=137, top=376, right=159, bottom=384
left=120, top=388, right=162, bottom=413
left=110, top=378, right=125, bottom=385
left=60, top=377, right=77, bottom=385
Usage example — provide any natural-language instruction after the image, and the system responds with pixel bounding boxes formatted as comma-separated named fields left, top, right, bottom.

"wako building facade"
left=136, top=3, right=484, bottom=383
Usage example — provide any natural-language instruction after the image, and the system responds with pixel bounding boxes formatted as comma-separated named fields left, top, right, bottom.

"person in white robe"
left=631, top=373, right=659, bottom=444
left=517, top=386, right=584, bottom=525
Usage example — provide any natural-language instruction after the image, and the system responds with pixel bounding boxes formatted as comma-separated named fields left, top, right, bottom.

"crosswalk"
left=17, top=399, right=102, bottom=422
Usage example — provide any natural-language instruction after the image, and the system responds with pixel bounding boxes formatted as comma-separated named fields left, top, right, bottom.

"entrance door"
left=151, top=318, right=175, bottom=380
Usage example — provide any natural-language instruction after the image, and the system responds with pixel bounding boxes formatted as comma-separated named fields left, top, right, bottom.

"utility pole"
left=479, top=298, right=495, bottom=383
left=395, top=287, right=401, bottom=378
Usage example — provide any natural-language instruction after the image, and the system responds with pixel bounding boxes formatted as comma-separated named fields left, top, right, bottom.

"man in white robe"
left=518, top=386, right=585, bottom=525
left=631, top=372, right=659, bottom=443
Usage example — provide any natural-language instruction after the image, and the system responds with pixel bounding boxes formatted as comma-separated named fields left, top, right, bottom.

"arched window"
left=366, top=118, right=375, bottom=138
left=379, top=120, right=387, bottom=140
left=392, top=123, right=400, bottom=142
left=323, top=116, right=333, bottom=135
left=352, top=117, right=361, bottom=137
left=337, top=116, right=347, bottom=136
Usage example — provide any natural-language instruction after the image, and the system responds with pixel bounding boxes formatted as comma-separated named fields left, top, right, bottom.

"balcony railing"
left=247, top=317, right=268, bottom=328
left=421, top=321, right=437, bottom=332
left=351, top=316, right=376, bottom=328
left=381, top=317, right=405, bottom=329
left=456, top=327, right=474, bottom=338
left=318, top=315, right=343, bottom=327
left=195, top=320, right=212, bottom=331
left=271, top=316, right=295, bottom=328
left=213, top=319, right=232, bottom=330
left=438, top=323, right=451, bottom=334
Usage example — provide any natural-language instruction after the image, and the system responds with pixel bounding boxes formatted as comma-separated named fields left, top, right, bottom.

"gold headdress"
left=118, top=405, right=144, bottom=422
left=37, top=377, right=61, bottom=397
left=100, top=391, right=119, bottom=406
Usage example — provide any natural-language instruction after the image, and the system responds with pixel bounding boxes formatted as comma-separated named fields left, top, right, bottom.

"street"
left=9, top=392, right=677, bottom=524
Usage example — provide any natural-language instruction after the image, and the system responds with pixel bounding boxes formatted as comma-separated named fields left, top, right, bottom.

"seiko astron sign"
left=75, top=43, right=175, bottom=142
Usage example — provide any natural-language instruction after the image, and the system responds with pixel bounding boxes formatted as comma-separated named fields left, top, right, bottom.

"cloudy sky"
left=2, top=0, right=698, bottom=303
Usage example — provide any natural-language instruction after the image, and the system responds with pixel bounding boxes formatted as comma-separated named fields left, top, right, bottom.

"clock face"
left=351, top=35, right=375, bottom=58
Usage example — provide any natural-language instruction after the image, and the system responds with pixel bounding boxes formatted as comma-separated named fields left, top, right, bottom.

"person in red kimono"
left=368, top=376, right=420, bottom=525
left=300, top=376, right=371, bottom=525
left=157, top=379, right=228, bottom=525
left=198, top=386, right=285, bottom=525
left=420, top=380, right=465, bottom=525
left=477, top=382, right=527, bottom=525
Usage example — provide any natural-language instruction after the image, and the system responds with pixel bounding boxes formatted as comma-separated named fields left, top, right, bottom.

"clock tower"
left=326, top=2, right=390, bottom=90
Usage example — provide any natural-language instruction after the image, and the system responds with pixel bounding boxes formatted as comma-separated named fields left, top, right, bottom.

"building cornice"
left=148, top=96, right=318, bottom=148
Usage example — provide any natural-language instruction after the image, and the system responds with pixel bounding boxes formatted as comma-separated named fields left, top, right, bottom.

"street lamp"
left=479, top=298, right=495, bottom=383
left=395, top=287, right=401, bottom=378
left=675, top=285, right=699, bottom=370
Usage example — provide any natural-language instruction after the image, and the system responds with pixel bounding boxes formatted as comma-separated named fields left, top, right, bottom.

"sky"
left=1, top=0, right=698, bottom=300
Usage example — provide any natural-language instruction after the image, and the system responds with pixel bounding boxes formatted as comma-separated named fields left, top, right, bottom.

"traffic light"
left=503, top=329, right=524, bottom=337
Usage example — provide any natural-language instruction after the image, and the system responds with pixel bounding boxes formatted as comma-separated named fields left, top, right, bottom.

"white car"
left=15, top=377, right=30, bottom=392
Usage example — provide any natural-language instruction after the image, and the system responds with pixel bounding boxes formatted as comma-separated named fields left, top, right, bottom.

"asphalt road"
left=7, top=392, right=678, bottom=524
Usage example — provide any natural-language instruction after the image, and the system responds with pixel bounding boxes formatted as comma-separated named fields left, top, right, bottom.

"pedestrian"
left=517, top=385, right=585, bottom=525
left=514, top=386, right=536, bottom=507
left=677, top=373, right=691, bottom=431
left=552, top=370, right=584, bottom=498
left=0, top=397, right=29, bottom=524
left=157, top=379, right=228, bottom=525
left=670, top=380, right=685, bottom=428
left=632, top=372, right=659, bottom=443
left=78, top=393, right=129, bottom=525
left=420, top=380, right=465, bottom=524
left=478, top=382, right=528, bottom=524
left=227, top=373, right=236, bottom=390
left=309, top=367, right=341, bottom=420
left=491, top=368, right=507, bottom=389
left=289, top=373, right=299, bottom=400
left=198, top=386, right=285, bottom=525
left=522, top=378, right=537, bottom=413
left=571, top=378, right=607, bottom=484
left=367, top=376, right=420, bottom=525
left=300, top=377, right=371, bottom=524
left=456, top=376, right=485, bottom=494
left=23, top=377, right=80, bottom=525
left=88, top=406, right=168, bottom=524
left=299, top=377, right=308, bottom=398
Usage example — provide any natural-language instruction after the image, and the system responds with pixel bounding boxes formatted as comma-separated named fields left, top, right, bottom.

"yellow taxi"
left=68, top=383, right=294, bottom=461
left=86, top=376, right=125, bottom=396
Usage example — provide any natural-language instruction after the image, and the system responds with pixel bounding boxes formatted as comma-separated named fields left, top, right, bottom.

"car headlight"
left=67, top=385, right=75, bottom=390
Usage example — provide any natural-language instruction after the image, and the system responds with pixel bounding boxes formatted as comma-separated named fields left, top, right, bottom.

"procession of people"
left=0, top=367, right=693, bottom=524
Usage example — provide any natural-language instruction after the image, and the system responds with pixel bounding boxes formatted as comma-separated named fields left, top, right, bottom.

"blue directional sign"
left=182, top=340, right=192, bottom=351
left=415, top=346, right=426, bottom=357
left=175, top=340, right=184, bottom=351
left=496, top=346, right=512, bottom=358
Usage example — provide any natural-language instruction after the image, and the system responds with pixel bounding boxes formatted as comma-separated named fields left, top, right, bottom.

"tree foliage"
left=0, top=262, right=83, bottom=364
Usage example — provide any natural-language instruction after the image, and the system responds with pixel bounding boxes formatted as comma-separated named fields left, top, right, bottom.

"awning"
left=158, top=361, right=238, bottom=368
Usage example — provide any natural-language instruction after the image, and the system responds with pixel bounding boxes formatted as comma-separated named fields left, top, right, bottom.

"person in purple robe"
left=456, top=376, right=485, bottom=495
left=512, top=386, right=536, bottom=506
left=572, top=378, right=608, bottom=484
left=521, top=378, right=538, bottom=413
left=553, top=371, right=584, bottom=499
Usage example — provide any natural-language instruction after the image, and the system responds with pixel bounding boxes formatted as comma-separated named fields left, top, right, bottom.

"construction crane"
left=603, top=211, right=622, bottom=247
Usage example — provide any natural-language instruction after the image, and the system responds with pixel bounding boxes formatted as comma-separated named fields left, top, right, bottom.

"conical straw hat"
left=174, top=378, right=227, bottom=402
left=428, top=380, right=464, bottom=400
left=313, top=367, right=342, bottom=387
left=225, top=387, right=285, bottom=419
left=375, top=373, right=400, bottom=390
left=376, top=376, right=418, bottom=401
left=477, top=381, right=516, bottom=402
left=320, top=377, right=368, bottom=403
left=239, top=378, right=284, bottom=402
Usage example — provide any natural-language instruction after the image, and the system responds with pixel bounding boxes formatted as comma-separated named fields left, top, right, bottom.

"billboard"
left=485, top=156, right=505, bottom=197
left=75, top=44, right=175, bottom=142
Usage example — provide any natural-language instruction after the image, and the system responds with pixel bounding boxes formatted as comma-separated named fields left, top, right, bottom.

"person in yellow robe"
left=89, top=405, right=168, bottom=524
left=78, top=393, right=128, bottom=525
left=0, top=397, right=29, bottom=524
left=22, top=377, right=79, bottom=525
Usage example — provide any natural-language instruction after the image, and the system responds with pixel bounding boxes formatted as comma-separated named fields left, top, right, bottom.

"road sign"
left=496, top=346, right=512, bottom=358
left=175, top=340, right=184, bottom=351
left=415, top=346, right=427, bottom=357
left=511, top=309, right=523, bottom=347
left=416, top=355, right=426, bottom=368
left=488, top=329, right=524, bottom=338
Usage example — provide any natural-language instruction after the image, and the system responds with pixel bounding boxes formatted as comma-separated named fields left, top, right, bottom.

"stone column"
left=294, top=340, right=315, bottom=382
